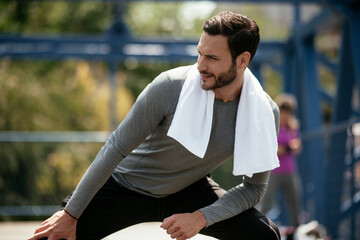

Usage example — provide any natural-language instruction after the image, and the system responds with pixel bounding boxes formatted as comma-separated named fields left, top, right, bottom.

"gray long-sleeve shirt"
left=66, top=65, right=280, bottom=226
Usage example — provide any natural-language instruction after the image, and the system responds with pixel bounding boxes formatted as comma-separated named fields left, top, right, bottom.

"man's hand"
left=160, top=210, right=207, bottom=240
left=27, top=209, right=77, bottom=240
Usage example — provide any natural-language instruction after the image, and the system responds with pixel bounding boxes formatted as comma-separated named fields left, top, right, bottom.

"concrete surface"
left=0, top=221, right=216, bottom=240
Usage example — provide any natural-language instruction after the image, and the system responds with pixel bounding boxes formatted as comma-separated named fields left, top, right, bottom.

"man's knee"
left=200, top=217, right=280, bottom=240
left=259, top=217, right=280, bottom=240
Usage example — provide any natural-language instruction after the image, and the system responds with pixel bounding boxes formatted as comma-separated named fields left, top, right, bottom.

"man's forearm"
left=199, top=171, right=269, bottom=226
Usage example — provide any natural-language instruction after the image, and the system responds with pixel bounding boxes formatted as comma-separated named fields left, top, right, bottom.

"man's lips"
left=200, top=72, right=214, bottom=80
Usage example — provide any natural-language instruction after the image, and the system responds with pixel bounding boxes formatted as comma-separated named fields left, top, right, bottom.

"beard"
left=200, top=63, right=237, bottom=91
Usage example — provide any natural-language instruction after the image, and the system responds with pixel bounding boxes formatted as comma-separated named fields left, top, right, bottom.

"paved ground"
left=0, top=221, right=216, bottom=240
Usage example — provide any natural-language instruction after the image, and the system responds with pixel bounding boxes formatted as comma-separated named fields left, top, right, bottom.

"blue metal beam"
left=0, top=33, right=285, bottom=64
left=324, top=18, right=356, bottom=239
left=347, top=6, right=360, bottom=105
left=331, top=24, right=355, bottom=124
left=0, top=34, right=197, bottom=61
left=282, top=48, right=295, bottom=93
left=299, top=36, right=325, bottom=223
left=289, top=8, right=344, bottom=44
left=316, top=52, right=337, bottom=75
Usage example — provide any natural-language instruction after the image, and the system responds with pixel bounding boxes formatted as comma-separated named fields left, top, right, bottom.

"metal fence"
left=297, top=120, right=360, bottom=240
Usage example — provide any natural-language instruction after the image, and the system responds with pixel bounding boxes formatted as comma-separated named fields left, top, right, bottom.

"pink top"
left=272, top=126, right=299, bottom=175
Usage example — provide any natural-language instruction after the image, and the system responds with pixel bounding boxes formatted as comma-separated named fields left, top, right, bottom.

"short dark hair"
left=202, top=11, right=260, bottom=62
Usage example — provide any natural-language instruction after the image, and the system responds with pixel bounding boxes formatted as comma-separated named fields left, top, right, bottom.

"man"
left=28, top=11, right=280, bottom=240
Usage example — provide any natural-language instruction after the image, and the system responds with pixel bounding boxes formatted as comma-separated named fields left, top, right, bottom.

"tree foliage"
left=0, top=1, right=112, bottom=34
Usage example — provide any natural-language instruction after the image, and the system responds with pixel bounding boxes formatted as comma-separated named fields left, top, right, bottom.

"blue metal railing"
left=298, top=119, right=360, bottom=240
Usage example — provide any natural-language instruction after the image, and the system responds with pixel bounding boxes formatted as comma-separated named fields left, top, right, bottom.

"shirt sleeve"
left=65, top=73, right=175, bottom=217
left=199, top=171, right=270, bottom=226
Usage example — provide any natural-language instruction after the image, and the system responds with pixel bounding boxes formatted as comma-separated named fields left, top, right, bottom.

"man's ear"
left=236, top=51, right=251, bottom=69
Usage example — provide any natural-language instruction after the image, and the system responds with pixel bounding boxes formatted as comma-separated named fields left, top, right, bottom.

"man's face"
left=197, top=32, right=237, bottom=91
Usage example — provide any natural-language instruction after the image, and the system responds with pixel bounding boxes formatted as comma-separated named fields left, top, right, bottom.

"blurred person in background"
left=260, top=93, right=302, bottom=233
left=28, top=11, right=281, bottom=240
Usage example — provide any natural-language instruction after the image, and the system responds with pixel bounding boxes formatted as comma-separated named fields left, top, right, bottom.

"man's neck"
left=214, top=74, right=244, bottom=103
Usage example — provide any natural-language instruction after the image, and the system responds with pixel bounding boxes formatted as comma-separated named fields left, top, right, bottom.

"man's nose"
left=197, top=56, right=207, bottom=72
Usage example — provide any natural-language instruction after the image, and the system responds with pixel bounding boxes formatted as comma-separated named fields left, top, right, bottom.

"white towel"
left=167, top=64, right=279, bottom=177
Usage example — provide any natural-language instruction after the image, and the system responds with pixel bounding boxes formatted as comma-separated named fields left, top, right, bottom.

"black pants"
left=60, top=176, right=280, bottom=240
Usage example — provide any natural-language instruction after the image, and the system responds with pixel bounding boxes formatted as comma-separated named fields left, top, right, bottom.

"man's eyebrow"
left=197, top=49, right=219, bottom=59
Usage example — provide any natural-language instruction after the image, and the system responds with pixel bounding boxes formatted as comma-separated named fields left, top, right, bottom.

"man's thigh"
left=162, top=176, right=224, bottom=218
left=70, top=177, right=161, bottom=240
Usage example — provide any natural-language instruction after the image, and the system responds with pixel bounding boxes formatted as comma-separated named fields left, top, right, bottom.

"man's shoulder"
left=147, top=65, right=192, bottom=99
left=151, top=65, right=192, bottom=91
left=163, top=65, right=193, bottom=82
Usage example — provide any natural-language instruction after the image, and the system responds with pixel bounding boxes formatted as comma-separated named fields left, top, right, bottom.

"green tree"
left=0, top=1, right=112, bottom=34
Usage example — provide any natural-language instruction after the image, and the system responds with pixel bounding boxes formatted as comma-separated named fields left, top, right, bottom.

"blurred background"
left=0, top=0, right=359, bottom=239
